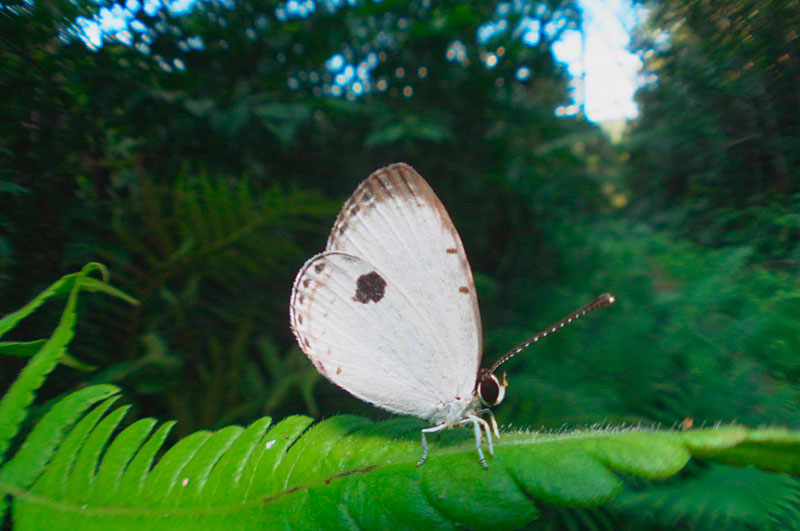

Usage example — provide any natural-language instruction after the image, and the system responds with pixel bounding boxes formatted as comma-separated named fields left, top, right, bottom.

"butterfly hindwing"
left=291, top=252, right=462, bottom=419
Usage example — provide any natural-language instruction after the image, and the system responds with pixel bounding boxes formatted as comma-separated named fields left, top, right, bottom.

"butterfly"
left=290, top=163, right=614, bottom=468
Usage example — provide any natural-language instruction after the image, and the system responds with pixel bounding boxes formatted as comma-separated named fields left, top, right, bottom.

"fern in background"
left=483, top=220, right=799, bottom=429
left=611, top=463, right=800, bottom=529
left=57, top=175, right=337, bottom=434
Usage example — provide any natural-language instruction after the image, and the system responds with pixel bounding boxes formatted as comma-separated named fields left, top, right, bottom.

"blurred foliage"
left=496, top=221, right=799, bottom=429
left=1, top=0, right=605, bottom=429
left=626, top=0, right=800, bottom=258
left=609, top=463, right=800, bottom=529
left=1, top=0, right=798, bottom=526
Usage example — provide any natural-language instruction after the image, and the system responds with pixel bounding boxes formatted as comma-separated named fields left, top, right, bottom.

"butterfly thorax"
left=425, top=393, right=483, bottom=426
left=426, top=369, right=506, bottom=425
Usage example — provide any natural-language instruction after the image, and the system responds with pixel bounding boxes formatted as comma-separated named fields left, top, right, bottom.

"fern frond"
left=0, top=340, right=96, bottom=371
left=610, top=464, right=800, bottom=528
left=3, top=392, right=797, bottom=529
left=0, top=264, right=135, bottom=339
left=684, top=426, right=800, bottom=473
left=0, top=386, right=120, bottom=492
left=0, top=263, right=136, bottom=462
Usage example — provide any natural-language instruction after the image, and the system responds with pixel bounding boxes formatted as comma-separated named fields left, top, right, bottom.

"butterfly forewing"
left=328, top=164, right=482, bottom=397
left=290, top=163, right=482, bottom=418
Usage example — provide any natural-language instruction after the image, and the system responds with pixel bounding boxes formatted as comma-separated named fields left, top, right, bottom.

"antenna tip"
left=592, top=293, right=615, bottom=310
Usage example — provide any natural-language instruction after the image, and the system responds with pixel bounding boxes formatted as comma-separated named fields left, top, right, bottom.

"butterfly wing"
left=290, top=163, right=482, bottom=418
left=292, top=252, right=465, bottom=419
left=327, top=163, right=483, bottom=397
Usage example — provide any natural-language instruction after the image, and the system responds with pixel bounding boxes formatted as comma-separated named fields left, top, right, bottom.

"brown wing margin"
left=327, top=163, right=432, bottom=249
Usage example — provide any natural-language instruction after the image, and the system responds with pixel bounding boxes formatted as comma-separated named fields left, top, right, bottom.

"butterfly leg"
left=473, top=416, right=494, bottom=457
left=460, top=415, right=493, bottom=468
left=477, top=408, right=501, bottom=440
left=417, top=423, right=448, bottom=467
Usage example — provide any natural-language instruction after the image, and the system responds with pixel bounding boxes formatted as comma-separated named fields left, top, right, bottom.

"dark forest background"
left=1, top=0, right=798, bottom=526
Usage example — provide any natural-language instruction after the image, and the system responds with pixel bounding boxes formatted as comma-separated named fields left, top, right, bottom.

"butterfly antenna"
left=488, top=293, right=615, bottom=374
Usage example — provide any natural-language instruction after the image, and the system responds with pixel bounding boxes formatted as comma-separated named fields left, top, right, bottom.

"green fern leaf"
left=3, top=390, right=797, bottom=529
left=32, top=396, right=121, bottom=497
left=92, top=417, right=159, bottom=504
left=0, top=265, right=136, bottom=339
left=68, top=404, right=132, bottom=500
left=0, top=263, right=135, bottom=463
left=201, top=415, right=272, bottom=502
left=116, top=420, right=177, bottom=500
left=683, top=426, right=800, bottom=473
left=0, top=386, right=120, bottom=491
left=237, top=415, right=313, bottom=502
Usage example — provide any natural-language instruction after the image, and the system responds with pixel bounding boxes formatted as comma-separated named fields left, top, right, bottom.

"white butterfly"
left=290, top=163, right=613, bottom=467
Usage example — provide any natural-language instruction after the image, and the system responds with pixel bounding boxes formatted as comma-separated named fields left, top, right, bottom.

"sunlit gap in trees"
left=55, top=0, right=640, bottom=123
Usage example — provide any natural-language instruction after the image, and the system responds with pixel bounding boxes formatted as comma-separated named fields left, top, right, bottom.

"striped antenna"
left=487, top=293, right=615, bottom=374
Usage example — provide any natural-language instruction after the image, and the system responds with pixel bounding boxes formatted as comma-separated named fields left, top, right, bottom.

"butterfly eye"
left=477, top=371, right=506, bottom=407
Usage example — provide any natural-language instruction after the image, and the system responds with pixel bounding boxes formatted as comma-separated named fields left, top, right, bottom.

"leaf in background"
left=364, top=115, right=454, bottom=148
left=0, top=266, right=137, bottom=339
left=0, top=341, right=96, bottom=371
left=0, top=264, right=136, bottom=464
left=0, top=181, right=29, bottom=195
left=183, top=97, right=217, bottom=117
left=610, top=464, right=800, bottom=529
left=253, top=102, right=312, bottom=145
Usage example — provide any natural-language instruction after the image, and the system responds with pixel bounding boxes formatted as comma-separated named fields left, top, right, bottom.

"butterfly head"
left=476, top=368, right=507, bottom=407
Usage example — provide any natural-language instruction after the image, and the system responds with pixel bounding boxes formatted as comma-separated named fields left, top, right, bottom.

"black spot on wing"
left=352, top=271, right=387, bottom=304
left=314, top=262, right=326, bottom=273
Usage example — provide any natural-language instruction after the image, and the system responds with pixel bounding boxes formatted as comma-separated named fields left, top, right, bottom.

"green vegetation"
left=0, top=274, right=797, bottom=527
left=1, top=0, right=797, bottom=527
